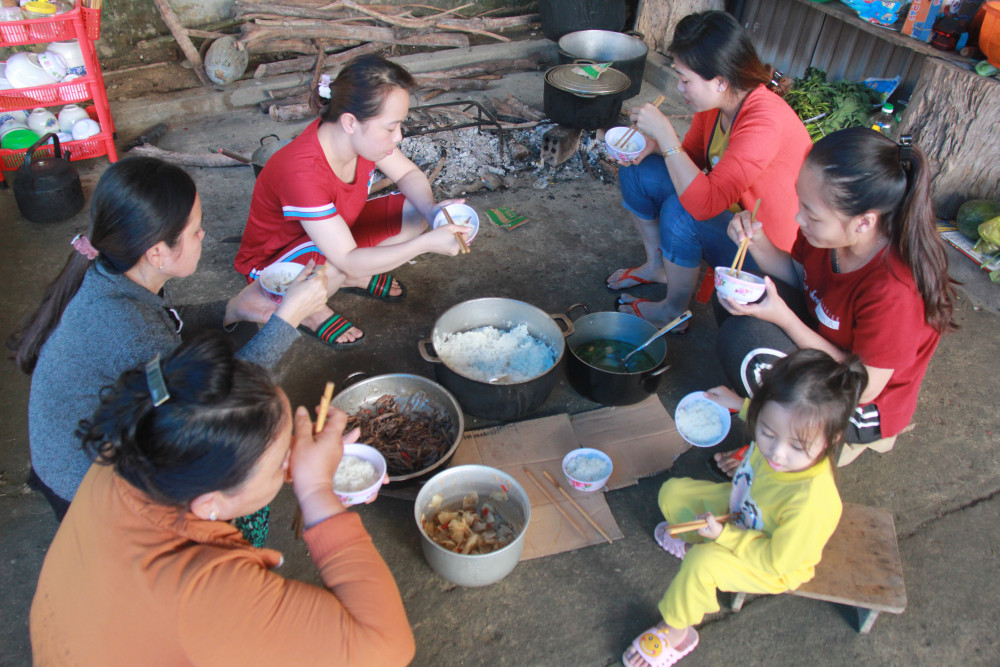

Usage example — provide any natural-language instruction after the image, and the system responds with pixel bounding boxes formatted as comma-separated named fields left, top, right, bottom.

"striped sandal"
left=344, top=273, right=407, bottom=302
left=299, top=313, right=364, bottom=349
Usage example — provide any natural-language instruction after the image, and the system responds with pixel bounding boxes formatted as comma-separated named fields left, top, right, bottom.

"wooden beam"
left=151, top=0, right=212, bottom=87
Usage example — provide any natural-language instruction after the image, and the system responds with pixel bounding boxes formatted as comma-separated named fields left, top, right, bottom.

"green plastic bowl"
left=1, top=128, right=41, bottom=150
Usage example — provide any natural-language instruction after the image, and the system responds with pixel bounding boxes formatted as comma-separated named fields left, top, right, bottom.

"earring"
left=718, top=85, right=724, bottom=92
left=209, top=511, right=217, bottom=521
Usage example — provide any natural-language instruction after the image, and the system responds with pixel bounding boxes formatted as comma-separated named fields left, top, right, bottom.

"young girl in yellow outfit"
left=623, top=349, right=868, bottom=667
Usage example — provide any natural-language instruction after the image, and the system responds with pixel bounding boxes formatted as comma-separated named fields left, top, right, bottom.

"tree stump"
left=900, top=57, right=1000, bottom=218
left=635, top=0, right=723, bottom=55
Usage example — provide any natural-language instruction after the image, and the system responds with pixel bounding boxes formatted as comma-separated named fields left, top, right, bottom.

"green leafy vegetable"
left=785, top=68, right=883, bottom=141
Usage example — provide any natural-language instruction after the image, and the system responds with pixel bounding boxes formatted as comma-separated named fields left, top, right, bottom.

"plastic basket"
left=0, top=73, right=96, bottom=111
left=0, top=1, right=99, bottom=48
left=0, top=130, right=110, bottom=172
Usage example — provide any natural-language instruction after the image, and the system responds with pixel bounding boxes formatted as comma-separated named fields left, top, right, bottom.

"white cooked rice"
left=436, top=323, right=556, bottom=383
left=676, top=399, right=724, bottom=444
left=334, top=455, right=377, bottom=493
left=567, top=454, right=611, bottom=482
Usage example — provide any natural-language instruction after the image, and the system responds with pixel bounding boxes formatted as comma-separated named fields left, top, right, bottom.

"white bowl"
left=432, top=203, right=479, bottom=243
left=27, top=107, right=57, bottom=134
left=674, top=392, right=732, bottom=448
left=46, top=40, right=86, bottom=73
left=562, top=448, right=613, bottom=492
left=36, top=51, right=67, bottom=82
left=604, top=126, right=646, bottom=161
left=333, top=444, right=387, bottom=506
left=714, top=266, right=766, bottom=304
left=4, top=52, right=58, bottom=88
left=57, top=103, right=89, bottom=131
left=70, top=117, right=100, bottom=140
left=258, top=261, right=304, bottom=298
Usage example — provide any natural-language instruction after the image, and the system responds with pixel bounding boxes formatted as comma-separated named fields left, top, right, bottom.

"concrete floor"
left=2, top=42, right=1000, bottom=666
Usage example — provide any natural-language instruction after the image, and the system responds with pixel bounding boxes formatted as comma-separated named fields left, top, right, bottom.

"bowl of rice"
left=674, top=392, right=731, bottom=448
left=714, top=266, right=766, bottom=305
left=333, top=443, right=387, bottom=505
left=604, top=126, right=646, bottom=162
left=258, top=262, right=304, bottom=300
left=432, top=203, right=479, bottom=243
left=562, top=448, right=614, bottom=492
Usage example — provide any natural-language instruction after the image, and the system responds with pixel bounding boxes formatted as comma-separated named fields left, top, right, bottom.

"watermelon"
left=956, top=199, right=1000, bottom=241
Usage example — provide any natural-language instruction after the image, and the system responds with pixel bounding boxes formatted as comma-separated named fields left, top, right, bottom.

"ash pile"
left=376, top=120, right=622, bottom=199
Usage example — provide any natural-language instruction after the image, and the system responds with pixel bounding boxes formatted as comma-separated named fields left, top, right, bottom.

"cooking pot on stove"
left=558, top=30, right=648, bottom=99
left=14, top=133, right=84, bottom=223
left=418, top=297, right=573, bottom=422
left=564, top=303, right=671, bottom=406
left=543, top=63, right=630, bottom=130
left=251, top=134, right=292, bottom=177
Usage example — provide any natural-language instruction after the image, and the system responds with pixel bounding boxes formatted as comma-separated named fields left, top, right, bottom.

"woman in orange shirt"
left=31, top=333, right=414, bottom=666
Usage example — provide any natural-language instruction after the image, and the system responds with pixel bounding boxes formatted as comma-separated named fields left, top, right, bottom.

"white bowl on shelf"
left=70, top=118, right=101, bottom=141
left=36, top=51, right=68, bottom=82
left=46, top=40, right=86, bottom=76
left=5, top=52, right=58, bottom=88
left=27, top=107, right=58, bottom=134
left=57, top=103, right=89, bottom=131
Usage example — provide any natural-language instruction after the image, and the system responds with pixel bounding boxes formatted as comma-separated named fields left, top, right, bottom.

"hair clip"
left=71, top=233, right=99, bottom=260
left=145, top=354, right=171, bottom=407
left=770, top=69, right=784, bottom=88
left=318, top=74, right=332, bottom=100
left=897, top=135, right=913, bottom=167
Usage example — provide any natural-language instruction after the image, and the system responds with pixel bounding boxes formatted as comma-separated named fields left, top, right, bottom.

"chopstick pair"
left=667, top=512, right=734, bottom=537
left=616, top=94, right=666, bottom=148
left=441, top=208, right=470, bottom=255
left=729, top=198, right=762, bottom=276
left=292, top=381, right=336, bottom=539
left=523, top=467, right=613, bottom=545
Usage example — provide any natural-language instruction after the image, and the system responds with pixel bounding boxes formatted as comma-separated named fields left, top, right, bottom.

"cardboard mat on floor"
left=449, top=395, right=690, bottom=560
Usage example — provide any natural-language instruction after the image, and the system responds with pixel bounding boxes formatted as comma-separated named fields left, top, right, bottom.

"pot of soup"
left=418, top=298, right=573, bottom=421
left=564, top=303, right=671, bottom=406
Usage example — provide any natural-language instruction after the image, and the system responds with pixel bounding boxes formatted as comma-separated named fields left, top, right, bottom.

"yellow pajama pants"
left=656, top=478, right=791, bottom=629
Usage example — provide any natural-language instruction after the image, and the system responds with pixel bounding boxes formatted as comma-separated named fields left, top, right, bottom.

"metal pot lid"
left=545, top=64, right=630, bottom=96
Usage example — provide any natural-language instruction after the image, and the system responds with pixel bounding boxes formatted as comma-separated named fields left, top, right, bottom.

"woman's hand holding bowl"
left=290, top=406, right=355, bottom=527
left=275, top=261, right=334, bottom=328
left=717, top=275, right=791, bottom=326
left=615, top=134, right=658, bottom=166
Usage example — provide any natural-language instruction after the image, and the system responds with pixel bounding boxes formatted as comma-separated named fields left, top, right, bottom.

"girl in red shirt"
left=714, top=128, right=955, bottom=469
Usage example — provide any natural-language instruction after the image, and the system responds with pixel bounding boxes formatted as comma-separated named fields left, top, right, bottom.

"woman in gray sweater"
left=10, top=157, right=331, bottom=529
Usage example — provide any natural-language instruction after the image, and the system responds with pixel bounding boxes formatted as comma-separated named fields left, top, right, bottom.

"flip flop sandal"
left=298, top=313, right=365, bottom=349
left=623, top=625, right=699, bottom=667
left=343, top=273, right=406, bottom=302
left=606, top=267, right=657, bottom=292
left=615, top=297, right=689, bottom=335
left=653, top=522, right=690, bottom=560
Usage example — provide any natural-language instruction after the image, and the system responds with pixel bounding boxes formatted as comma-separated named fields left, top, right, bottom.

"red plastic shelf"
left=0, top=3, right=100, bottom=47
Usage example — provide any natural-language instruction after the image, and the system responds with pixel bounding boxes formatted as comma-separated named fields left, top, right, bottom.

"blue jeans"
left=619, top=156, right=757, bottom=272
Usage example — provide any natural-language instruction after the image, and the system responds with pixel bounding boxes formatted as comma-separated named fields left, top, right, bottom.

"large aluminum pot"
left=330, top=373, right=464, bottom=483
left=414, top=465, right=530, bottom=587
left=564, top=303, right=671, bottom=406
left=418, top=298, right=573, bottom=421
left=558, top=30, right=648, bottom=99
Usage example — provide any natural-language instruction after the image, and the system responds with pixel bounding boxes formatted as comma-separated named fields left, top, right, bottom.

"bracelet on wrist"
left=662, top=146, right=683, bottom=159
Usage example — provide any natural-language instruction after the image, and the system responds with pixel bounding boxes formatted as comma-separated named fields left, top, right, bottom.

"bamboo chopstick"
left=441, top=207, right=470, bottom=255
left=616, top=94, right=666, bottom=148
left=314, top=381, right=335, bottom=433
left=667, top=513, right=734, bottom=537
left=295, top=381, right=335, bottom=539
left=523, top=468, right=588, bottom=540
left=729, top=198, right=762, bottom=276
left=541, top=470, right=613, bottom=544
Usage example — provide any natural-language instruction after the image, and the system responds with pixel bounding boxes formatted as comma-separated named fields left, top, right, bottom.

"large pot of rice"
left=418, top=298, right=573, bottom=421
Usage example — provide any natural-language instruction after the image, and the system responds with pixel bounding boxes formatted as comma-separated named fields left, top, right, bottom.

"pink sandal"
left=653, top=522, right=689, bottom=560
left=623, top=625, right=699, bottom=667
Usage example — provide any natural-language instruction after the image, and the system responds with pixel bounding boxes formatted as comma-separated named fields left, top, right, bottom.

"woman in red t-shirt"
left=235, top=55, right=469, bottom=347
left=712, top=128, right=955, bottom=468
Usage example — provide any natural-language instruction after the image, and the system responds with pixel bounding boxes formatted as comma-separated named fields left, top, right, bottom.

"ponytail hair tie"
left=897, top=135, right=913, bottom=168
left=71, top=233, right=99, bottom=260
left=318, top=74, right=332, bottom=100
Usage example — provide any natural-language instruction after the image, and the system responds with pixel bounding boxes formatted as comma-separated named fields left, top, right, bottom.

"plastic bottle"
left=869, top=102, right=898, bottom=139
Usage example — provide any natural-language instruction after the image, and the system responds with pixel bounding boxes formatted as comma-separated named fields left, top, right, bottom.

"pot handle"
left=23, top=133, right=58, bottom=171
left=259, top=133, right=280, bottom=146
left=624, top=30, right=645, bottom=40
left=572, top=58, right=596, bottom=65
left=343, top=371, right=369, bottom=387
left=565, top=302, right=591, bottom=320
left=549, top=313, right=575, bottom=337
left=644, top=363, right=672, bottom=379
left=418, top=338, right=441, bottom=363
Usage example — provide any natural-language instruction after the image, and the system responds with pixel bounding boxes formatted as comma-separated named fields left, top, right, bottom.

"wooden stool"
left=728, top=503, right=907, bottom=633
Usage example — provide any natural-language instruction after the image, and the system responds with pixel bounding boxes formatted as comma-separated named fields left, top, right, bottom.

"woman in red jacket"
left=31, top=333, right=414, bottom=666
left=609, top=11, right=811, bottom=329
